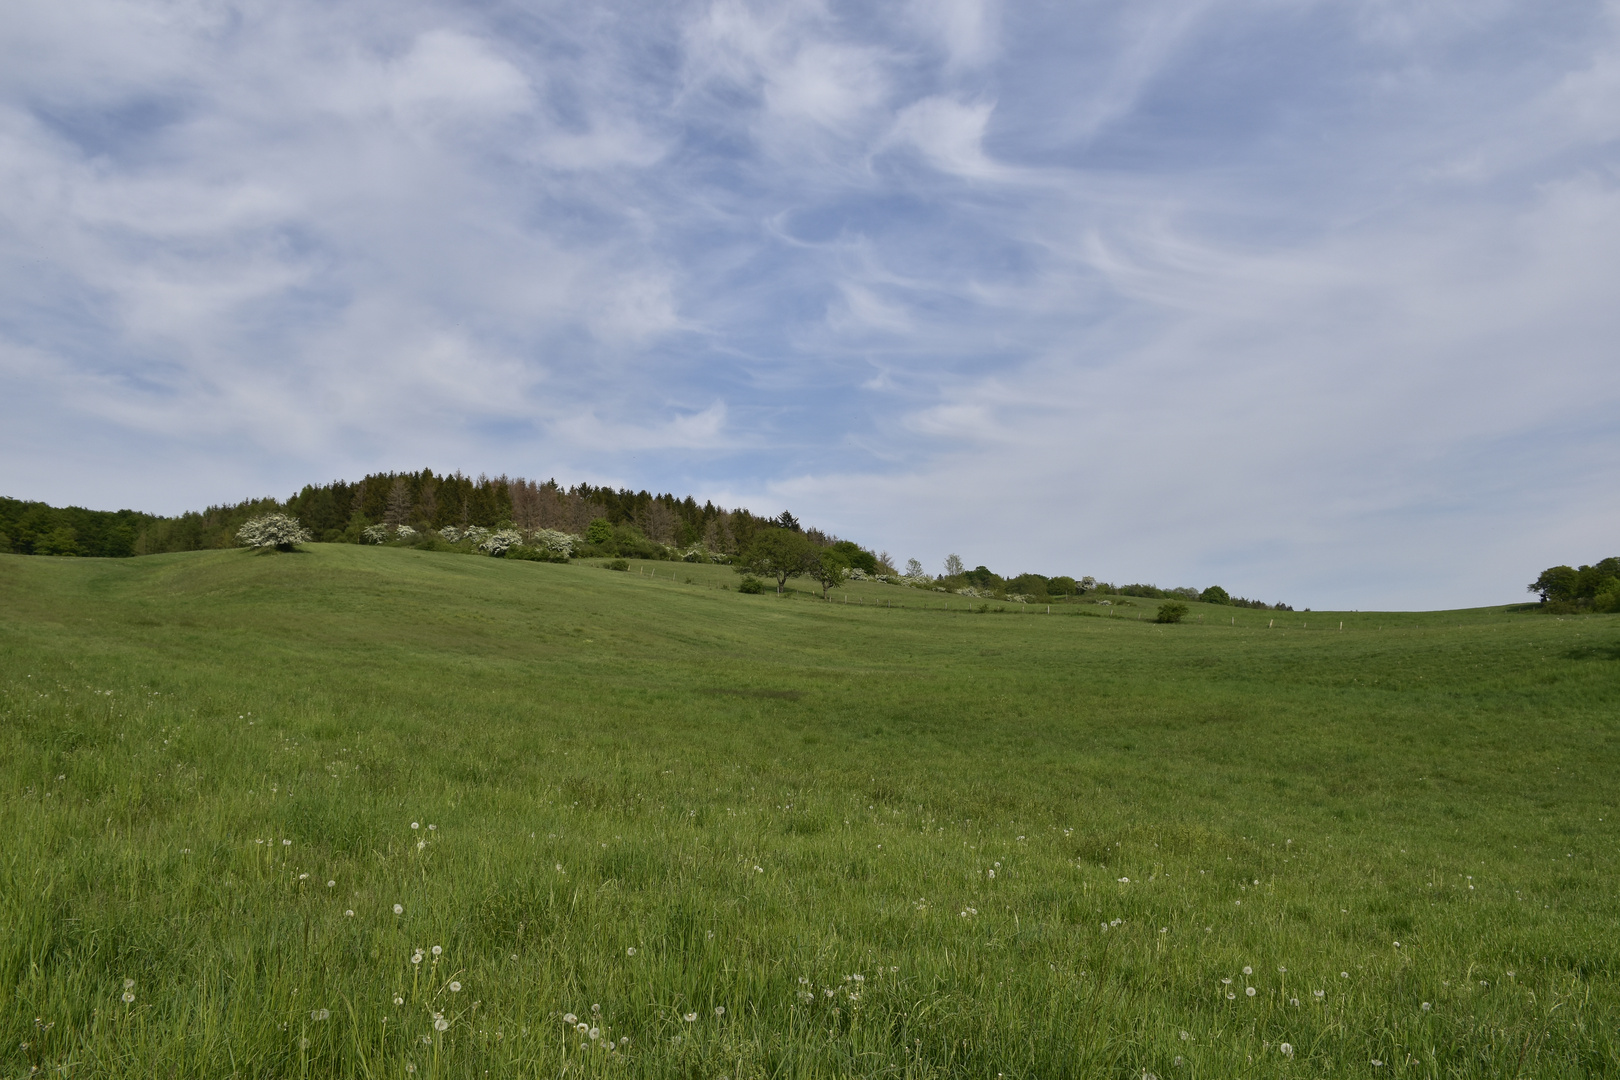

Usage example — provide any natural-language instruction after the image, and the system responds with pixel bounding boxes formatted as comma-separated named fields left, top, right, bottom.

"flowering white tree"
left=528, top=528, right=575, bottom=556
left=478, top=528, right=524, bottom=556
left=237, top=514, right=312, bottom=551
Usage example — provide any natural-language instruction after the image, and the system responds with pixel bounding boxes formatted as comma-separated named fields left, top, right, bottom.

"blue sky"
left=2, top=0, right=1617, bottom=609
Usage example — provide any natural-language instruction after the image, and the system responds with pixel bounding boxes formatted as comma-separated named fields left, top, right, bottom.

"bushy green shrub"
left=738, top=576, right=764, bottom=594
left=1155, top=601, right=1188, bottom=624
left=605, top=559, right=629, bottom=571
left=1200, top=585, right=1230, bottom=604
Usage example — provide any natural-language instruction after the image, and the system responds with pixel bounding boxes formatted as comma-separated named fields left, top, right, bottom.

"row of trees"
left=891, top=554, right=1292, bottom=610
left=0, top=472, right=839, bottom=563
left=1529, top=558, right=1620, bottom=613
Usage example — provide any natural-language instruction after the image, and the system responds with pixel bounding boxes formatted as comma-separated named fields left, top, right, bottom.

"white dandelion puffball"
left=298, top=873, right=308, bottom=880
left=431, top=945, right=442, bottom=956
left=684, top=1012, right=697, bottom=1022
left=345, top=909, right=355, bottom=917
left=283, top=839, right=292, bottom=846
left=434, top=1017, right=449, bottom=1032
left=715, top=1006, right=725, bottom=1017
left=1280, top=1042, right=1294, bottom=1057
left=1117, top=877, right=1129, bottom=883
left=122, top=991, right=135, bottom=1003
left=1242, top=966, right=1252, bottom=975
left=627, top=947, right=636, bottom=956
left=1422, top=1002, right=1432, bottom=1011
left=311, top=1009, right=330, bottom=1021
left=395, top=997, right=405, bottom=1006
left=412, top=822, right=420, bottom=830
left=589, top=1027, right=600, bottom=1040
left=1314, top=990, right=1325, bottom=998
left=563, top=1013, right=577, bottom=1025
left=394, top=904, right=404, bottom=915
left=1226, top=991, right=1236, bottom=1000
left=124, top=979, right=135, bottom=990
left=411, top=953, right=423, bottom=965
left=576, top=1023, right=589, bottom=1033
left=1246, top=987, right=1256, bottom=997
left=327, top=880, right=335, bottom=888
left=448, top=982, right=461, bottom=993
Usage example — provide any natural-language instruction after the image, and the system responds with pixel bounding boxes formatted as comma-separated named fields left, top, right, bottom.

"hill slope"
left=2, top=547, right=1616, bottom=1077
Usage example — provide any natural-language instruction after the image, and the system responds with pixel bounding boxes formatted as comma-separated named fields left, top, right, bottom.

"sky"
left=2, top=0, right=1618, bottom=609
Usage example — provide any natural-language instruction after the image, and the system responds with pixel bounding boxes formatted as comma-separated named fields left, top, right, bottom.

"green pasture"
left=1, top=545, right=1616, bottom=1078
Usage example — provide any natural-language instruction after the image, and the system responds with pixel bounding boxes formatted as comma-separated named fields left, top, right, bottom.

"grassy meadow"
left=1, top=544, right=1617, bottom=1078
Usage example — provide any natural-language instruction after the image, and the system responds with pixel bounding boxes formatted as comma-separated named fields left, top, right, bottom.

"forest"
left=3, top=470, right=1294, bottom=608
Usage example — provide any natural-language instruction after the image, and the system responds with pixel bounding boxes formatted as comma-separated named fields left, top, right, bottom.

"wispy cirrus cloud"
left=1, top=0, right=1616, bottom=607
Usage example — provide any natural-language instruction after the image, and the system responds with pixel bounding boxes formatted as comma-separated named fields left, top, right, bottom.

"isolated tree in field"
left=1199, top=585, right=1230, bottom=604
left=237, top=514, right=312, bottom=552
left=1155, top=601, right=1188, bottom=624
left=944, top=553, right=965, bottom=577
left=905, top=558, right=925, bottom=579
left=737, top=527, right=819, bottom=595
left=809, top=549, right=848, bottom=599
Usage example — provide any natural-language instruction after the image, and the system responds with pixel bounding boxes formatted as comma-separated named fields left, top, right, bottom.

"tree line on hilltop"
left=1529, top=557, right=1620, bottom=613
left=3, top=471, right=1293, bottom=609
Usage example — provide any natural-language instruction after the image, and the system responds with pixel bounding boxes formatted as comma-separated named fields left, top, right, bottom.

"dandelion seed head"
left=715, top=1006, right=725, bottom=1017
left=1242, top=966, right=1252, bottom=975
left=395, top=997, right=405, bottom=1006
left=627, top=947, right=636, bottom=956
left=448, top=982, right=461, bottom=993
left=123, top=979, right=135, bottom=990
left=1421, top=1002, right=1432, bottom=1011
left=394, top=904, right=403, bottom=914
left=1280, top=1042, right=1293, bottom=1057
left=283, top=839, right=292, bottom=846
left=431, top=945, right=442, bottom=956
left=121, top=992, right=135, bottom=1003
left=1341, top=972, right=1350, bottom=979
left=311, top=1009, right=330, bottom=1021
left=684, top=1012, right=697, bottom=1022
left=576, top=1022, right=588, bottom=1033
left=1314, top=990, right=1325, bottom=998
left=434, top=1018, right=449, bottom=1032
left=563, top=1014, right=577, bottom=1024
left=1246, top=987, right=1256, bottom=997
left=1226, top=991, right=1236, bottom=1000
left=411, top=823, right=419, bottom=830
left=588, top=1027, right=600, bottom=1040
left=327, top=880, right=335, bottom=888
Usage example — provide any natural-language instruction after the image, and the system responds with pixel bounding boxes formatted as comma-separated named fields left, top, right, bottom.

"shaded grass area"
left=1, top=545, right=1617, bottom=1078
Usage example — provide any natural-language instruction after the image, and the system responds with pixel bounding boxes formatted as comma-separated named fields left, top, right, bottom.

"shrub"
left=478, top=528, right=524, bottom=556
left=1200, top=585, right=1230, bottom=604
left=585, top=518, right=614, bottom=545
left=605, top=559, right=629, bottom=571
left=1155, top=601, right=1188, bottom=624
left=236, top=514, right=312, bottom=552
left=528, top=528, right=576, bottom=557
left=738, top=576, right=764, bottom=594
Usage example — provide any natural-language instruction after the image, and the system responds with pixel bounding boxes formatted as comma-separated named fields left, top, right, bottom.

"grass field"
left=2, top=544, right=1617, bottom=1078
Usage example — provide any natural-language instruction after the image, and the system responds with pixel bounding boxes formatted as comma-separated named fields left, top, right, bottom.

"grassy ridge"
left=2, top=545, right=1616, bottom=1078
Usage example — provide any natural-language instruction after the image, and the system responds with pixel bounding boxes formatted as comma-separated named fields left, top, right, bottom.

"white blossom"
left=236, top=514, right=312, bottom=550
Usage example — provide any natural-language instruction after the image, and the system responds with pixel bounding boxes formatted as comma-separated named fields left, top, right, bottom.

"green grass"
left=2, top=544, right=1616, bottom=1078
